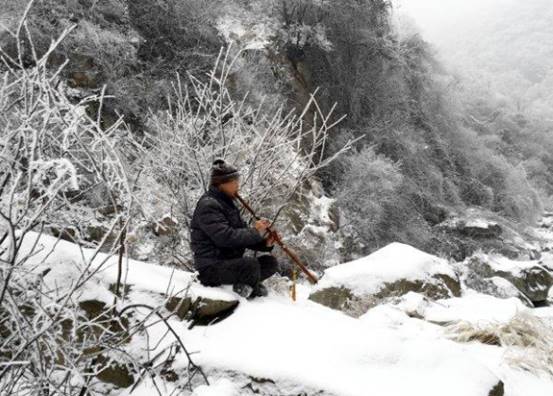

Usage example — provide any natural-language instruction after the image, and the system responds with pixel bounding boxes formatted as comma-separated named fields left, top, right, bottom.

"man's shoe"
left=249, top=283, right=268, bottom=298
left=233, top=283, right=254, bottom=298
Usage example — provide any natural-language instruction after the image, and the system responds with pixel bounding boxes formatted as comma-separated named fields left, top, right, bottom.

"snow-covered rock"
left=166, top=294, right=239, bottom=326
left=464, top=253, right=553, bottom=305
left=370, top=291, right=530, bottom=327
left=11, top=232, right=241, bottom=327
left=437, top=210, right=503, bottom=239
left=462, top=269, right=534, bottom=307
left=309, top=242, right=461, bottom=316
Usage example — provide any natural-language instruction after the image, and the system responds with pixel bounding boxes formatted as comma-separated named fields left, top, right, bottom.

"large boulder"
left=465, top=254, right=553, bottom=305
left=309, top=242, right=461, bottom=316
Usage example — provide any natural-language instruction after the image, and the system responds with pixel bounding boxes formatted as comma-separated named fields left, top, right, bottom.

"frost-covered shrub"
left=132, top=47, right=355, bottom=264
left=335, top=146, right=403, bottom=252
left=0, top=14, right=153, bottom=395
left=455, top=133, right=543, bottom=224
left=0, top=12, right=135, bottom=250
left=494, top=164, right=543, bottom=224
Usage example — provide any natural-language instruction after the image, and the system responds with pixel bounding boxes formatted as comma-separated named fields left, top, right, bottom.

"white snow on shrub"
left=216, top=14, right=275, bottom=50
left=30, top=158, right=79, bottom=192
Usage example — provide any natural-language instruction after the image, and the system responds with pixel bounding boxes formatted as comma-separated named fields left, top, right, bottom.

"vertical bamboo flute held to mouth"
left=234, top=193, right=319, bottom=285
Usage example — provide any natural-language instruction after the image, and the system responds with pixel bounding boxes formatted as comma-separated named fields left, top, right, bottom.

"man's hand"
left=255, top=218, right=271, bottom=233
left=265, top=230, right=280, bottom=246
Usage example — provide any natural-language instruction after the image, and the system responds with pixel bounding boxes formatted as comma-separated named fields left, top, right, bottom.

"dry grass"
left=445, top=311, right=553, bottom=378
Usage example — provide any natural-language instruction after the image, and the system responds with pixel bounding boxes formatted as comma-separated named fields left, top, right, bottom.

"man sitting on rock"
left=190, top=159, right=280, bottom=298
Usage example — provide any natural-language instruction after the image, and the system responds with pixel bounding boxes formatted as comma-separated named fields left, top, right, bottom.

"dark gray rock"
left=488, top=380, right=505, bottom=396
left=463, top=274, right=533, bottom=307
left=308, top=286, right=355, bottom=312
left=466, top=255, right=553, bottom=305
left=95, top=355, right=135, bottom=388
left=166, top=295, right=239, bottom=325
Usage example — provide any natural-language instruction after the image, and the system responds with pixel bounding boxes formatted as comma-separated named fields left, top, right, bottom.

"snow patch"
left=192, top=378, right=238, bottom=396
left=424, top=292, right=529, bottom=324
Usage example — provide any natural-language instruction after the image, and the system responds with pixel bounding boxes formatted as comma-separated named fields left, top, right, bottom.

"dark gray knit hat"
left=210, top=159, right=240, bottom=185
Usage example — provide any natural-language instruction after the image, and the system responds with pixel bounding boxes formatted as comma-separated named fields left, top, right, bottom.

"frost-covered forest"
left=1, top=0, right=553, bottom=395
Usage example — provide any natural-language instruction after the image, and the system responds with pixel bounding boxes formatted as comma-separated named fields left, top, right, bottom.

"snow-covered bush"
left=0, top=24, right=132, bottom=250
left=0, top=9, right=166, bottom=394
left=335, top=145, right=405, bottom=254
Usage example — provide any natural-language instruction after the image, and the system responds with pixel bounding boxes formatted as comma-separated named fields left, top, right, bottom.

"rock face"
left=282, top=181, right=343, bottom=272
left=435, top=208, right=542, bottom=261
left=465, top=254, right=553, bottom=305
left=309, top=243, right=461, bottom=316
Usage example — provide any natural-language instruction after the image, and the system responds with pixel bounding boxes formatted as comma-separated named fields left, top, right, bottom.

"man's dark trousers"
left=196, top=255, right=278, bottom=288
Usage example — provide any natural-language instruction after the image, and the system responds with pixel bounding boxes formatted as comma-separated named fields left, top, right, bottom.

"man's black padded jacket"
left=190, top=185, right=273, bottom=269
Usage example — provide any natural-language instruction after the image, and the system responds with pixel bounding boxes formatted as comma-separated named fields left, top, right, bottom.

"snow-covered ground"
left=127, top=286, right=553, bottom=396
left=11, top=232, right=553, bottom=396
